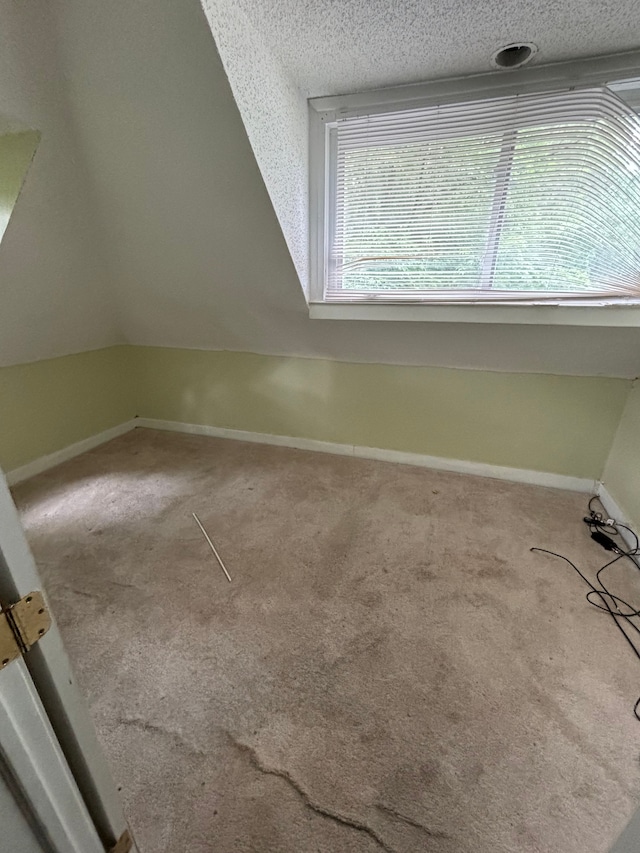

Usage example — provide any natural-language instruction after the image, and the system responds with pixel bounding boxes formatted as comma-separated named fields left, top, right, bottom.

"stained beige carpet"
left=12, top=428, right=640, bottom=853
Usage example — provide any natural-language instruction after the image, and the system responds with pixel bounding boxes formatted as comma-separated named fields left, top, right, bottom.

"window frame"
left=308, top=51, right=640, bottom=323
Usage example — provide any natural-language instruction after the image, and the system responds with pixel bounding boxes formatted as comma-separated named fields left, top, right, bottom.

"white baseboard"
left=4, top=415, right=599, bottom=494
left=597, top=485, right=629, bottom=525
left=8, top=416, right=634, bottom=544
left=134, top=417, right=597, bottom=493
left=5, top=420, right=136, bottom=486
left=596, top=485, right=638, bottom=551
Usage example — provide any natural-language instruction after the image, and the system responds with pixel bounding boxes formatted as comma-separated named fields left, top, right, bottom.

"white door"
left=0, top=656, right=105, bottom=852
left=610, top=809, right=640, bottom=852
left=0, top=770, right=48, bottom=853
left=0, top=471, right=133, bottom=852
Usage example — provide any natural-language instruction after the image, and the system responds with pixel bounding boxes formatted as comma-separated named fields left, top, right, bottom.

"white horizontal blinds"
left=327, top=87, right=640, bottom=301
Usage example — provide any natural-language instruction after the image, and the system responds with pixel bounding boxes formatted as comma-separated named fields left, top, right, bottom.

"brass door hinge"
left=0, top=591, right=51, bottom=669
left=109, top=829, right=132, bottom=853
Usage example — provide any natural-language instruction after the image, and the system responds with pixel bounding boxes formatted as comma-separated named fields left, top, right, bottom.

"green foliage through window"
left=328, top=88, right=640, bottom=300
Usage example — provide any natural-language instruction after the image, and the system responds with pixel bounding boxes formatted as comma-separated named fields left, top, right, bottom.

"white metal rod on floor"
left=192, top=513, right=232, bottom=583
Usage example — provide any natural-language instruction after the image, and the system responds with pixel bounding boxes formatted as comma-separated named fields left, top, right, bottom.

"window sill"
left=308, top=302, right=640, bottom=327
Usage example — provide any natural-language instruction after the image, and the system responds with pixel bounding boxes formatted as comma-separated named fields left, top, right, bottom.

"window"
left=310, top=85, right=640, bottom=306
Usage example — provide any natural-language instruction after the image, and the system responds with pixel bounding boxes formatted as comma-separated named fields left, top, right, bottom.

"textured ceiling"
left=26, top=0, right=639, bottom=378
left=234, top=0, right=640, bottom=96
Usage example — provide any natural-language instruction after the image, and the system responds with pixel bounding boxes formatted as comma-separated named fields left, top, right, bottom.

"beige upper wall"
left=0, top=0, right=121, bottom=367
left=46, top=0, right=640, bottom=378
left=602, top=381, right=640, bottom=530
left=0, top=0, right=635, bottom=379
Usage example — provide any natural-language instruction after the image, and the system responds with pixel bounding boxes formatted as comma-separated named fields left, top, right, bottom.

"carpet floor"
left=11, top=428, right=640, bottom=853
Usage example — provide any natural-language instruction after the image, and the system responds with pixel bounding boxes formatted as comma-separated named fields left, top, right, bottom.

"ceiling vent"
left=491, top=43, right=538, bottom=70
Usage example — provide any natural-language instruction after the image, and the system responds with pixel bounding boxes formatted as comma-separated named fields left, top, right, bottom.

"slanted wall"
left=201, top=0, right=309, bottom=293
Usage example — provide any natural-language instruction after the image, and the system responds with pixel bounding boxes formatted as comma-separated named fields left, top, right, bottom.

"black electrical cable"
left=531, top=496, right=640, bottom=720
left=585, top=495, right=640, bottom=566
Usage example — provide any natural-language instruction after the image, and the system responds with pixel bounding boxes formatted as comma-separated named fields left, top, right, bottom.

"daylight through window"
left=320, top=87, right=640, bottom=303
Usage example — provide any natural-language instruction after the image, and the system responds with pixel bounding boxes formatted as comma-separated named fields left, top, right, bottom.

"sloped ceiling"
left=34, top=0, right=640, bottom=377
left=202, top=0, right=309, bottom=290
left=202, top=0, right=640, bottom=306
left=0, top=0, right=120, bottom=367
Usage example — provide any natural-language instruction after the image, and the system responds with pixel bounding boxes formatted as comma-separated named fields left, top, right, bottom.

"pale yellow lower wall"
left=0, top=346, right=136, bottom=473
left=0, top=344, right=632, bottom=482
left=602, top=381, right=640, bottom=530
left=133, top=347, right=630, bottom=480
